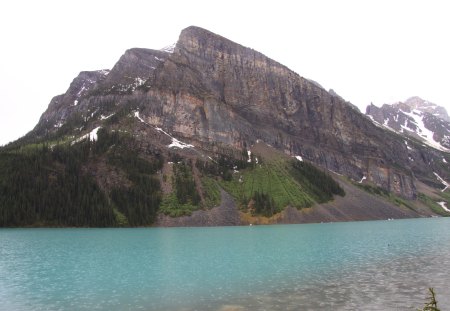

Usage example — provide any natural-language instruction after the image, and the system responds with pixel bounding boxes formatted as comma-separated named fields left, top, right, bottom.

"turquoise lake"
left=1, top=218, right=450, bottom=310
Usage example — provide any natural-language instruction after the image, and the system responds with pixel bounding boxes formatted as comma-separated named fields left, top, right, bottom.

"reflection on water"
left=1, top=218, right=449, bottom=311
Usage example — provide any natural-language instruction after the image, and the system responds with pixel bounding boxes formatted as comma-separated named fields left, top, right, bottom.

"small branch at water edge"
left=418, top=288, right=439, bottom=311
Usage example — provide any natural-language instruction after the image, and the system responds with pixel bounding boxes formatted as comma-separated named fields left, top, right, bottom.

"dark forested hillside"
left=0, top=129, right=163, bottom=227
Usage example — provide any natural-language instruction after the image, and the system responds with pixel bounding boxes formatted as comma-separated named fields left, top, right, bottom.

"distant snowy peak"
left=403, top=96, right=450, bottom=122
left=366, top=98, right=450, bottom=152
left=160, top=43, right=176, bottom=53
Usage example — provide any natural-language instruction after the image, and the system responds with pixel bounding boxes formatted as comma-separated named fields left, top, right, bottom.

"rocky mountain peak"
left=4, top=25, right=450, bottom=228
left=403, top=96, right=450, bottom=122
left=176, top=26, right=295, bottom=80
left=178, top=26, right=241, bottom=52
left=366, top=98, right=450, bottom=151
left=100, top=48, right=169, bottom=91
left=29, top=26, right=450, bottom=201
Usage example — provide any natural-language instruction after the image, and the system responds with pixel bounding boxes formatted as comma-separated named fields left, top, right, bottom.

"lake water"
left=1, top=218, right=450, bottom=311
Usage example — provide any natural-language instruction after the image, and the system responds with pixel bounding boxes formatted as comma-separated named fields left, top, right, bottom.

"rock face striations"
left=3, top=26, right=450, bottom=227
left=32, top=26, right=449, bottom=199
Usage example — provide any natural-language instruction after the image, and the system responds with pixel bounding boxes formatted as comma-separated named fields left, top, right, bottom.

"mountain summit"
left=1, top=26, right=449, bottom=227
left=404, top=97, right=450, bottom=122
left=366, top=97, right=450, bottom=151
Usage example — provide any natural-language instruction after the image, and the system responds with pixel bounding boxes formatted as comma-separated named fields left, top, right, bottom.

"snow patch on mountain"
left=98, top=69, right=110, bottom=76
left=434, top=172, right=449, bottom=192
left=295, top=155, right=303, bottom=162
left=89, top=127, right=101, bottom=141
left=366, top=98, right=450, bottom=152
left=160, top=43, right=176, bottom=53
left=100, top=113, right=115, bottom=120
left=400, top=109, right=442, bottom=149
left=71, top=126, right=101, bottom=145
left=54, top=121, right=64, bottom=128
left=133, top=111, right=193, bottom=149
left=370, top=108, right=449, bottom=152
left=168, top=138, right=194, bottom=149
left=437, top=201, right=450, bottom=212
left=134, top=111, right=145, bottom=123
left=76, top=84, right=88, bottom=98
left=134, top=77, right=145, bottom=87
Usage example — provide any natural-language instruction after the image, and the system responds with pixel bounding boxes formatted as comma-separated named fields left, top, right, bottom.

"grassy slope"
left=220, top=159, right=315, bottom=211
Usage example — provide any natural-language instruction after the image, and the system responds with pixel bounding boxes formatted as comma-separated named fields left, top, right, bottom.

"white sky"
left=0, top=0, right=449, bottom=145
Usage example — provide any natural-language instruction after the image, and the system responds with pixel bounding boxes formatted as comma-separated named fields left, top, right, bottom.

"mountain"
left=1, top=26, right=449, bottom=227
left=366, top=97, right=450, bottom=151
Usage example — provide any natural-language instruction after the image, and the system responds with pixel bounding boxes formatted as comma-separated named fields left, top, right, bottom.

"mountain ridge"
left=1, top=26, right=449, bottom=227
left=366, top=96, right=450, bottom=151
left=26, top=26, right=450, bottom=193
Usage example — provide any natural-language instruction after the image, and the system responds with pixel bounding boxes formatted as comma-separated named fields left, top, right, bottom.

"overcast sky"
left=0, top=0, right=449, bottom=145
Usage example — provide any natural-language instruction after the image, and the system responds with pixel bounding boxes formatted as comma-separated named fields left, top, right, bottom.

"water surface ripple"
left=1, top=218, right=449, bottom=310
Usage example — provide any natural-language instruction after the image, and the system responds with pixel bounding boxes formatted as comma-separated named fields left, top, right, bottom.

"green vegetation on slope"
left=201, top=177, right=221, bottom=208
left=159, top=193, right=199, bottom=217
left=219, top=158, right=344, bottom=215
left=417, top=193, right=450, bottom=217
left=290, top=160, right=345, bottom=203
left=160, top=162, right=202, bottom=217
left=0, top=143, right=114, bottom=227
left=0, top=120, right=346, bottom=225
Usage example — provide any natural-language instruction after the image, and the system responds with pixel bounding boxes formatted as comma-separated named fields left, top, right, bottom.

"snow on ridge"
left=155, top=126, right=171, bottom=137
left=160, top=43, right=176, bottom=53
left=434, top=172, right=449, bottom=192
left=54, top=121, right=64, bottom=128
left=126, top=77, right=147, bottom=92
left=100, top=113, right=115, bottom=120
left=369, top=108, right=449, bottom=152
left=295, top=155, right=303, bottom=162
left=76, top=84, right=87, bottom=98
left=89, top=126, right=101, bottom=141
left=367, top=115, right=380, bottom=126
left=358, top=175, right=367, bottom=183
left=437, top=201, right=450, bottom=212
left=134, top=77, right=145, bottom=87
left=400, top=109, right=443, bottom=149
left=134, top=111, right=145, bottom=123
left=133, top=110, right=194, bottom=150
left=368, top=115, right=397, bottom=134
left=98, top=69, right=110, bottom=76
left=247, top=150, right=252, bottom=163
left=71, top=126, right=102, bottom=145
left=400, top=117, right=412, bottom=133
left=389, top=109, right=450, bottom=152
left=168, top=138, right=193, bottom=149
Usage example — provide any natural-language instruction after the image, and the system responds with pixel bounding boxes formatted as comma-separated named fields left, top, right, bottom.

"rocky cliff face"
left=32, top=26, right=449, bottom=199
